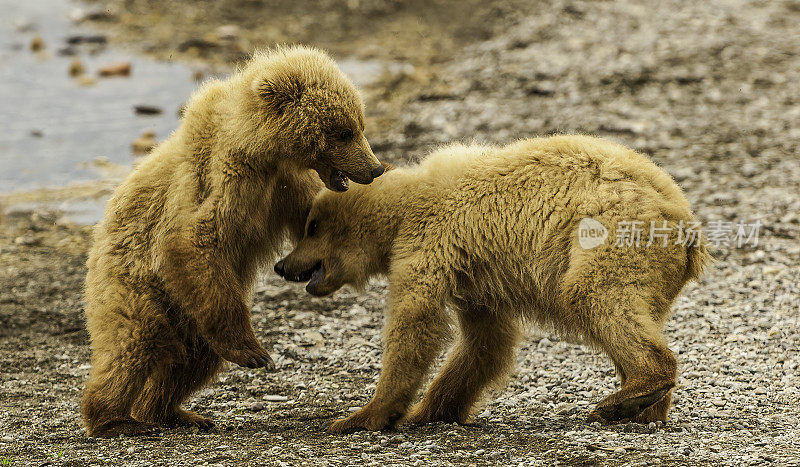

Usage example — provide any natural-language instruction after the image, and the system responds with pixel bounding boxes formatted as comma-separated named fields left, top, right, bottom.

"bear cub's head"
left=274, top=184, right=388, bottom=295
left=245, top=46, right=384, bottom=191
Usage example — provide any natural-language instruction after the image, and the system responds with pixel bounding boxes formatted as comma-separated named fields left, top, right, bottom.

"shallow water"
left=0, top=0, right=197, bottom=193
left=0, top=0, right=396, bottom=224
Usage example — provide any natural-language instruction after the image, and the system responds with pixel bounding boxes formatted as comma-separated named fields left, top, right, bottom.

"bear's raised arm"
left=158, top=191, right=274, bottom=370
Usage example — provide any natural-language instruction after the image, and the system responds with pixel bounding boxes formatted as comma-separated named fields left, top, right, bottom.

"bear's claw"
left=589, top=384, right=674, bottom=423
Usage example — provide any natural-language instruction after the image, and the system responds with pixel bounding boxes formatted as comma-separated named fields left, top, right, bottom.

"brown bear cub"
left=276, top=135, right=710, bottom=432
left=82, top=46, right=384, bottom=438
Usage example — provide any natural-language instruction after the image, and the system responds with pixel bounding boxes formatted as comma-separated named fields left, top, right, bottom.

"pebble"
left=249, top=402, right=265, bottom=412
left=134, top=105, right=164, bottom=115
left=98, top=62, right=131, bottom=77
left=76, top=75, right=97, bottom=87
left=30, top=35, right=45, bottom=52
left=263, top=395, right=289, bottom=402
left=215, top=24, right=241, bottom=41
left=68, top=59, right=85, bottom=77
left=69, top=7, right=116, bottom=22
left=131, top=131, right=157, bottom=154
left=65, top=34, right=107, bottom=45
left=14, top=235, right=40, bottom=246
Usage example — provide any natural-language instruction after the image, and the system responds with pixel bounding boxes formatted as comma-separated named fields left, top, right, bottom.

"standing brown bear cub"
left=82, top=46, right=384, bottom=438
left=277, top=135, right=710, bottom=432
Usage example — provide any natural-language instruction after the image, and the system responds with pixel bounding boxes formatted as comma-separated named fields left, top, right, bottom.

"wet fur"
left=82, top=46, right=380, bottom=437
left=280, top=135, right=711, bottom=432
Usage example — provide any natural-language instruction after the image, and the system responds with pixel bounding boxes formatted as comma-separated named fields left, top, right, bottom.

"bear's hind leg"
left=82, top=347, right=157, bottom=438
left=406, top=303, right=520, bottom=425
left=132, top=337, right=222, bottom=431
left=82, top=295, right=187, bottom=438
left=581, top=295, right=677, bottom=424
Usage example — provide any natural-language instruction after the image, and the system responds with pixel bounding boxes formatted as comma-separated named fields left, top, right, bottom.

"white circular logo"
left=577, top=218, right=608, bottom=249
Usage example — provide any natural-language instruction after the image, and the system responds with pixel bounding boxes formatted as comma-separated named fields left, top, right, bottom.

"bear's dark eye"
left=338, top=128, right=353, bottom=141
left=306, top=220, right=318, bottom=237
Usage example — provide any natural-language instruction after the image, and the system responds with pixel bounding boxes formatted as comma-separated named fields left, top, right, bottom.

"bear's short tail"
left=684, top=238, right=712, bottom=282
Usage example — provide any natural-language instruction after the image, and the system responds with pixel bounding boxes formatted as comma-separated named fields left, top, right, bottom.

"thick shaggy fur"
left=82, top=46, right=383, bottom=438
left=278, top=135, right=711, bottom=432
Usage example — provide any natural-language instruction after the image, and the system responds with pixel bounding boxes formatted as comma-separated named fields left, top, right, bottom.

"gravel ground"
left=1, top=0, right=799, bottom=465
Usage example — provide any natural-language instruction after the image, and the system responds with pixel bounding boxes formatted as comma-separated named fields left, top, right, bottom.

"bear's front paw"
left=214, top=340, right=275, bottom=370
left=327, top=405, right=403, bottom=434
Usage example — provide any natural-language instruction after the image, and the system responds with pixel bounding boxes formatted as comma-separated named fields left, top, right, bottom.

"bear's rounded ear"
left=254, top=75, right=305, bottom=114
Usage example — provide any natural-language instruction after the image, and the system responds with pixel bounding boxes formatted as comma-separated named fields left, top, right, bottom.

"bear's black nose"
left=274, top=260, right=285, bottom=277
left=371, top=165, right=385, bottom=179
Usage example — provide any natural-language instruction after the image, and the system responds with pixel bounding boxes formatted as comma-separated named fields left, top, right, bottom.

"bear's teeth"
left=330, top=170, right=349, bottom=191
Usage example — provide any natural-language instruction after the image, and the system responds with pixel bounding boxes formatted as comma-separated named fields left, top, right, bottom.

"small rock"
left=98, top=62, right=131, bottom=77
left=709, top=445, right=723, bottom=453
left=76, top=75, right=97, bottom=87
left=711, top=399, right=727, bottom=407
left=249, top=402, right=265, bottom=412
left=215, top=24, right=241, bottom=41
left=57, top=46, right=77, bottom=56
left=475, top=449, right=486, bottom=456
left=134, top=105, right=163, bottom=115
left=263, top=394, right=288, bottom=402
left=14, top=235, right=40, bottom=246
left=69, top=59, right=85, bottom=77
left=301, top=330, right=325, bottom=347
left=526, top=82, right=555, bottom=96
left=555, top=402, right=576, bottom=414
left=132, top=131, right=157, bottom=154
left=30, top=35, right=45, bottom=52
left=179, top=38, right=219, bottom=52
left=70, top=7, right=116, bottom=23
left=348, top=406, right=361, bottom=412
left=66, top=34, right=107, bottom=45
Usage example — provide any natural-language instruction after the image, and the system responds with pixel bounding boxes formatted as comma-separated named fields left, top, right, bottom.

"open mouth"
left=330, top=169, right=350, bottom=192
left=307, top=262, right=326, bottom=289
left=286, top=261, right=322, bottom=283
